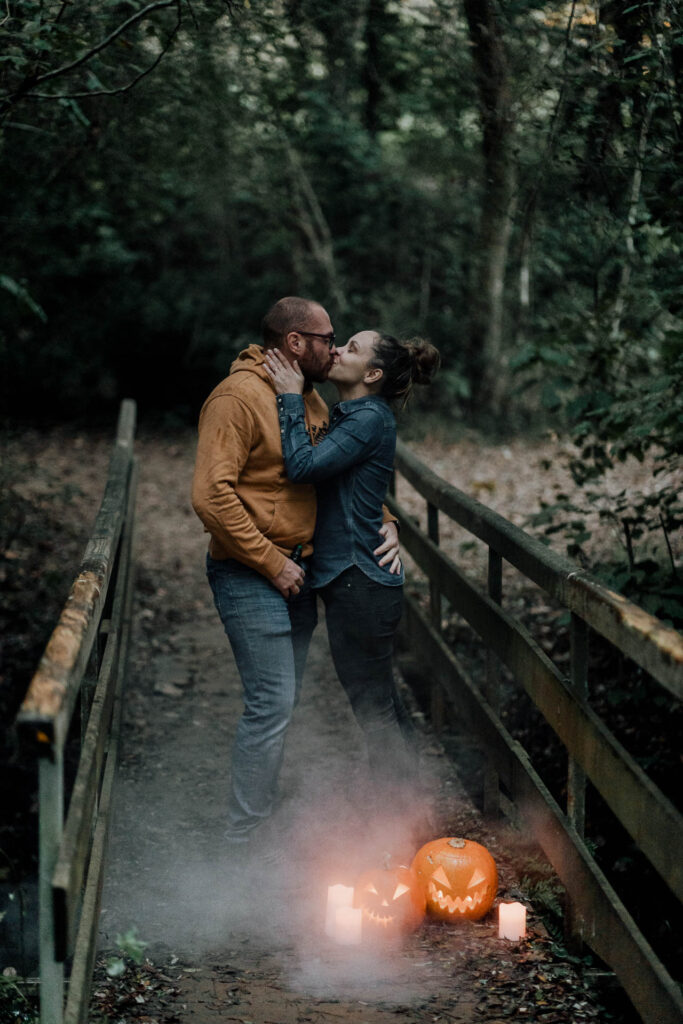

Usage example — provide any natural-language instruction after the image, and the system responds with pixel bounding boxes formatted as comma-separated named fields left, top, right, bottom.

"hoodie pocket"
left=268, top=487, right=316, bottom=548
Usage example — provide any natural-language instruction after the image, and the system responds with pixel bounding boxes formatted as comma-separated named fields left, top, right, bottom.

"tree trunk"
left=462, top=0, right=516, bottom=414
left=611, top=97, right=654, bottom=339
left=285, top=140, right=349, bottom=313
left=363, top=0, right=383, bottom=137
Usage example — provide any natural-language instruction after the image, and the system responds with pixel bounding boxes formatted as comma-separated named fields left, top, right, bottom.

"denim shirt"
left=276, top=392, right=404, bottom=589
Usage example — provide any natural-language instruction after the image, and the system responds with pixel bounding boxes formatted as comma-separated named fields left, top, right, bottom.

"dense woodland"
left=2, top=0, right=681, bottom=620
left=0, top=7, right=681, bottom=1010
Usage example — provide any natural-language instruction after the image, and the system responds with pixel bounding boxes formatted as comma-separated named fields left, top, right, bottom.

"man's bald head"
left=261, top=296, right=325, bottom=349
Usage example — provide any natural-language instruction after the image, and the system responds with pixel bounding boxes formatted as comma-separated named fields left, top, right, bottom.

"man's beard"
left=298, top=339, right=333, bottom=383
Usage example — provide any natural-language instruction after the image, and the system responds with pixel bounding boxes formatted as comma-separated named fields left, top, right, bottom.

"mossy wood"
left=389, top=437, right=683, bottom=1024
left=14, top=400, right=137, bottom=1024
left=395, top=439, right=683, bottom=698
left=392, top=500, right=683, bottom=905
left=402, top=595, right=683, bottom=1024
left=17, top=399, right=138, bottom=754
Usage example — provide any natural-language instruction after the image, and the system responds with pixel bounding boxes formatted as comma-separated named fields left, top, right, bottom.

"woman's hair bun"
left=371, top=332, right=440, bottom=405
left=406, top=338, right=441, bottom=385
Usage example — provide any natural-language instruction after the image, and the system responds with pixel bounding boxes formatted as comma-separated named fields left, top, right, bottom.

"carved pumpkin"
left=353, top=859, right=425, bottom=941
left=411, top=837, right=497, bottom=922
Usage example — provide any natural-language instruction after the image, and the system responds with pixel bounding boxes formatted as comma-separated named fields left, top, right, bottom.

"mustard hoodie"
left=191, top=344, right=329, bottom=579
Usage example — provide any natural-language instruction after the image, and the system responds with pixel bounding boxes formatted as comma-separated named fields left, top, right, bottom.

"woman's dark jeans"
left=319, top=566, right=415, bottom=810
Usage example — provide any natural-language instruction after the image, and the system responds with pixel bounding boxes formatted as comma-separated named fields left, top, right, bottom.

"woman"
left=264, top=329, right=439, bottom=845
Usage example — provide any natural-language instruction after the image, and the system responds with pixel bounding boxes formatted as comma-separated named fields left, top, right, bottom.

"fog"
left=98, top=608, right=451, bottom=1005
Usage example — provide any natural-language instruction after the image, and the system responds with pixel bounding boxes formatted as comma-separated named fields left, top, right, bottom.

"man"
left=191, top=296, right=399, bottom=850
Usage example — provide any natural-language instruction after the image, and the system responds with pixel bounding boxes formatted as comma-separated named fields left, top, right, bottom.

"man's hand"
left=271, top=557, right=306, bottom=599
left=374, top=521, right=401, bottom=575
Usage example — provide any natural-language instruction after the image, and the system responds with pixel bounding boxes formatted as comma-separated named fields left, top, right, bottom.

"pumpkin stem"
left=448, top=838, right=466, bottom=849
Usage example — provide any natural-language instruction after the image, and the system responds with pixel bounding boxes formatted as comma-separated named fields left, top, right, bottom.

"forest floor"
left=2, top=422, right=677, bottom=1023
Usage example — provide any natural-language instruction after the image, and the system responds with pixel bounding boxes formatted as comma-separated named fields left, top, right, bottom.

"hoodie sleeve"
left=191, top=393, right=287, bottom=579
left=276, top=394, right=384, bottom=482
left=278, top=393, right=398, bottom=528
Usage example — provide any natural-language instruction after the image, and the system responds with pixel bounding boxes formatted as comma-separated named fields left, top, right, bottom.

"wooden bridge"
left=14, top=400, right=683, bottom=1024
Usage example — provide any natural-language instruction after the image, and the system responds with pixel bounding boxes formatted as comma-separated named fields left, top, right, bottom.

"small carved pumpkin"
left=411, top=837, right=497, bottom=922
left=353, top=859, right=425, bottom=941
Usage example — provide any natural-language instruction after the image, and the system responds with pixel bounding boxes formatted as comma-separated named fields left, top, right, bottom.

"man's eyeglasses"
left=296, top=330, right=336, bottom=349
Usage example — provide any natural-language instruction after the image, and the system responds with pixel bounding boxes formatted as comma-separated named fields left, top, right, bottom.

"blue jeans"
left=207, top=555, right=318, bottom=842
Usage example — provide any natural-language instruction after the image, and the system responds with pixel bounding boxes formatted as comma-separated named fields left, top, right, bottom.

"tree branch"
left=31, top=0, right=179, bottom=87
left=1, top=0, right=183, bottom=114
left=24, top=16, right=182, bottom=102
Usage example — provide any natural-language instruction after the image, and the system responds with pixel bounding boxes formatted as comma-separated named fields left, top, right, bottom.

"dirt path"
left=89, top=429, right=614, bottom=1023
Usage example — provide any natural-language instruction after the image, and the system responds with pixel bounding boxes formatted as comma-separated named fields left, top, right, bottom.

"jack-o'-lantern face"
left=353, top=862, right=425, bottom=940
left=411, top=838, right=497, bottom=922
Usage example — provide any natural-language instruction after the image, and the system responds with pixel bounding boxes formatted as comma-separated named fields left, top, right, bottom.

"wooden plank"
left=396, top=507, right=683, bottom=903
left=38, top=754, right=65, bottom=1024
left=509, top=750, right=683, bottom=1024
left=393, top=442, right=683, bottom=697
left=426, top=501, right=444, bottom=731
left=484, top=549, right=502, bottom=816
left=63, top=454, right=136, bottom=1024
left=16, top=571, right=108, bottom=755
left=16, top=443, right=133, bottom=755
left=54, top=454, right=139, bottom=960
left=401, top=595, right=683, bottom=1024
left=52, top=633, right=119, bottom=960
left=560, top=572, right=683, bottom=701
left=63, top=687, right=122, bottom=1024
left=567, top=614, right=589, bottom=835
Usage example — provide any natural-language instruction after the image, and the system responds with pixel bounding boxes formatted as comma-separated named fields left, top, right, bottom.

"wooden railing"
left=16, top=400, right=138, bottom=1024
left=389, top=438, right=683, bottom=1024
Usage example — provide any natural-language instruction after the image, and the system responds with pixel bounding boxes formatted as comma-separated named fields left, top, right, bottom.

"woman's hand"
left=264, top=348, right=305, bottom=395
left=375, top=521, right=402, bottom=575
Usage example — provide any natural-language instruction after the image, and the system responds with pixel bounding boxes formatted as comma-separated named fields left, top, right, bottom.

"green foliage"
left=0, top=968, right=37, bottom=1023
left=1, top=0, right=479, bottom=421
left=524, top=320, right=682, bottom=624
left=508, top=0, right=683, bottom=619
left=1, top=0, right=682, bottom=445
left=106, top=926, right=148, bottom=978
left=519, top=851, right=575, bottom=944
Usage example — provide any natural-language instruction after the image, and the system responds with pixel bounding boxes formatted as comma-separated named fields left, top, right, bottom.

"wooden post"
left=427, top=502, right=444, bottom=732
left=39, top=754, right=64, bottom=1024
left=80, top=644, right=98, bottom=751
left=567, top=614, right=589, bottom=833
left=484, top=548, right=503, bottom=816
left=565, top=613, right=589, bottom=952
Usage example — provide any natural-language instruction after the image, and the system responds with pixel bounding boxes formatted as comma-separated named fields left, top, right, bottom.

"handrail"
left=390, top=438, right=683, bottom=1024
left=15, top=400, right=138, bottom=1024
left=391, top=500, right=683, bottom=901
left=17, top=403, right=136, bottom=752
left=395, top=439, right=683, bottom=698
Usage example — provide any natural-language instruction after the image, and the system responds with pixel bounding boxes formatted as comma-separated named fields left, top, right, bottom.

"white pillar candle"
left=333, top=905, right=362, bottom=945
left=498, top=901, right=526, bottom=940
left=325, top=884, right=355, bottom=939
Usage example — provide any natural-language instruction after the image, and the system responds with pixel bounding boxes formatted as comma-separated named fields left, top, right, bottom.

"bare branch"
left=2, top=0, right=182, bottom=114
left=31, top=0, right=179, bottom=87
left=24, top=16, right=182, bottom=102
